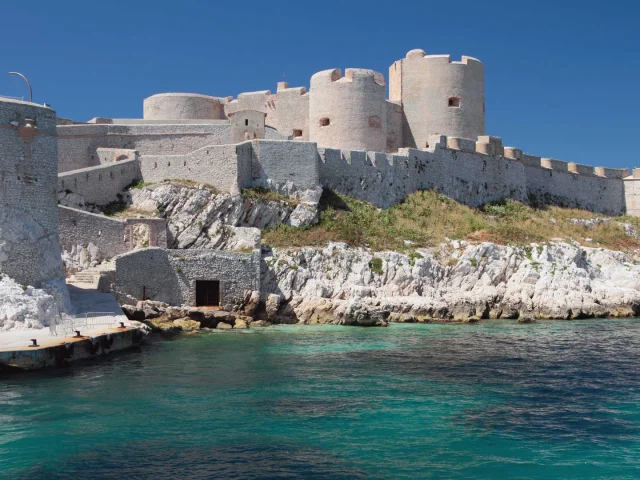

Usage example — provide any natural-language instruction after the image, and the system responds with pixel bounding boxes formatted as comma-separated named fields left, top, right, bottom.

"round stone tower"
left=143, top=93, right=227, bottom=121
left=0, top=98, right=65, bottom=286
left=309, top=68, right=387, bottom=152
left=389, top=49, right=485, bottom=148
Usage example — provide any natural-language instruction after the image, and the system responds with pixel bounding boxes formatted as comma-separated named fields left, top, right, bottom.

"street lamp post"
left=8, top=72, right=33, bottom=103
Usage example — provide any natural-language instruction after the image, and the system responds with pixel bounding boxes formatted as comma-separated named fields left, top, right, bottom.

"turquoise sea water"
left=2, top=319, right=640, bottom=479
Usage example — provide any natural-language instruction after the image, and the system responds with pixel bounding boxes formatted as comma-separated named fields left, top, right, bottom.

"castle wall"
left=58, top=159, right=141, bottom=206
left=391, top=50, right=485, bottom=148
left=115, top=248, right=260, bottom=309
left=143, top=93, right=227, bottom=120
left=225, top=91, right=270, bottom=117
left=525, top=163, right=626, bottom=215
left=309, top=68, right=387, bottom=152
left=0, top=99, right=65, bottom=286
left=96, top=148, right=137, bottom=164
left=386, top=101, right=403, bottom=152
left=318, top=140, right=526, bottom=209
left=140, top=142, right=253, bottom=193
left=58, top=206, right=127, bottom=260
left=315, top=134, right=630, bottom=216
left=625, top=175, right=640, bottom=217
left=250, top=140, right=320, bottom=192
left=225, top=84, right=310, bottom=141
left=57, top=124, right=232, bottom=172
left=229, top=110, right=265, bottom=143
left=59, top=206, right=168, bottom=261
left=269, top=85, right=309, bottom=141
left=57, top=123, right=287, bottom=173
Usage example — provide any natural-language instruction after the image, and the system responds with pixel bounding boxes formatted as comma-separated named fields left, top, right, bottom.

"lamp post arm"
left=8, top=72, right=33, bottom=103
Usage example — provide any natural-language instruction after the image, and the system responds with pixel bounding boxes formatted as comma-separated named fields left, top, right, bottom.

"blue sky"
left=1, top=0, right=638, bottom=169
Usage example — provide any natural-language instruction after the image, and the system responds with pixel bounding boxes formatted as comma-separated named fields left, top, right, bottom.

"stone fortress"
left=2, top=47, right=640, bottom=316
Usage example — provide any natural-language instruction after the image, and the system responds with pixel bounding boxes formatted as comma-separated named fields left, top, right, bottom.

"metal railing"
left=50, top=312, right=122, bottom=336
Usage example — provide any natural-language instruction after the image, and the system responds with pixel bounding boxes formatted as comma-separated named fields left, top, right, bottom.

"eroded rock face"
left=0, top=209, right=66, bottom=285
left=262, top=242, right=640, bottom=323
left=0, top=275, right=73, bottom=331
left=129, top=183, right=320, bottom=251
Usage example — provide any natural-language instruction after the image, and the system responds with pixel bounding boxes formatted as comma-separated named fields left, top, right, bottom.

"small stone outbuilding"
left=114, top=248, right=260, bottom=310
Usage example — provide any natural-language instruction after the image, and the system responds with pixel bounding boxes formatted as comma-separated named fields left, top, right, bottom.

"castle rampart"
left=58, top=206, right=167, bottom=262
left=250, top=140, right=320, bottom=192
left=58, top=159, right=141, bottom=205
left=140, top=142, right=253, bottom=194
left=309, top=68, right=388, bottom=152
left=57, top=123, right=287, bottom=173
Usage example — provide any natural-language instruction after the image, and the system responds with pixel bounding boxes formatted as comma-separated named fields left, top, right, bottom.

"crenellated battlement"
left=391, top=48, right=485, bottom=149
left=275, top=82, right=307, bottom=95
left=310, top=68, right=386, bottom=87
left=309, top=67, right=387, bottom=152
left=431, top=133, right=632, bottom=180
left=401, top=49, right=483, bottom=70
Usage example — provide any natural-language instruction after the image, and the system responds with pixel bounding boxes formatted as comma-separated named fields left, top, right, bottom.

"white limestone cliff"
left=261, top=241, right=640, bottom=324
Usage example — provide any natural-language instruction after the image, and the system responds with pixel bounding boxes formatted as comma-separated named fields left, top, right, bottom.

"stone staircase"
left=67, top=261, right=116, bottom=290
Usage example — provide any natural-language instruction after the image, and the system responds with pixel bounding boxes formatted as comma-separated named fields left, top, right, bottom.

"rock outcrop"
left=129, top=183, right=320, bottom=250
left=0, top=275, right=73, bottom=331
left=261, top=241, right=640, bottom=324
left=121, top=300, right=259, bottom=333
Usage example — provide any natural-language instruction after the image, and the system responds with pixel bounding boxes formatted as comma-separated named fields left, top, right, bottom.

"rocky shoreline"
left=261, top=241, right=640, bottom=325
left=119, top=239, right=640, bottom=335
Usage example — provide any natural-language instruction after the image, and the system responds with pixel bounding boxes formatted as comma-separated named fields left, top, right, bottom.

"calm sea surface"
left=2, top=319, right=640, bottom=479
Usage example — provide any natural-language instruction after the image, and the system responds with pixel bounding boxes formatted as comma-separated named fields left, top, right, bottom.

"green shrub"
left=369, top=257, right=384, bottom=275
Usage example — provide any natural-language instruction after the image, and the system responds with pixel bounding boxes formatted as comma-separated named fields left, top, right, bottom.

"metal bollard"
left=119, top=322, right=126, bottom=328
left=74, top=330, right=82, bottom=338
left=28, top=339, right=39, bottom=347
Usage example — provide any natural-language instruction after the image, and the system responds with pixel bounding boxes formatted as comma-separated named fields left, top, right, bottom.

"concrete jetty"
left=0, top=326, right=145, bottom=371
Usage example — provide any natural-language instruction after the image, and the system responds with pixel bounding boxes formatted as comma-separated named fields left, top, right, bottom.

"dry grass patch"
left=263, top=189, right=640, bottom=253
left=242, top=187, right=300, bottom=207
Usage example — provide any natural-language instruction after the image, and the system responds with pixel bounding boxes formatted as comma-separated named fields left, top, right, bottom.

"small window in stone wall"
left=448, top=97, right=461, bottom=108
left=319, top=118, right=330, bottom=127
left=293, top=129, right=303, bottom=138
left=245, top=119, right=249, bottom=126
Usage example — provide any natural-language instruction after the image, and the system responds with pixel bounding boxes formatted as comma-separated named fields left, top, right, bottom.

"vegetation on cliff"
left=263, top=189, right=640, bottom=253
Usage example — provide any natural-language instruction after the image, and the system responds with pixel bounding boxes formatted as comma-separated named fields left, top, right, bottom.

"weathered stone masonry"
left=0, top=98, right=65, bottom=286
left=114, top=248, right=260, bottom=309
left=56, top=135, right=634, bottom=218
left=58, top=206, right=167, bottom=262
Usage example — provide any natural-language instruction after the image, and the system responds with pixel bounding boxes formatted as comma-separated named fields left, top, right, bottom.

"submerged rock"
left=233, top=319, right=248, bottom=329
left=173, top=318, right=201, bottom=332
